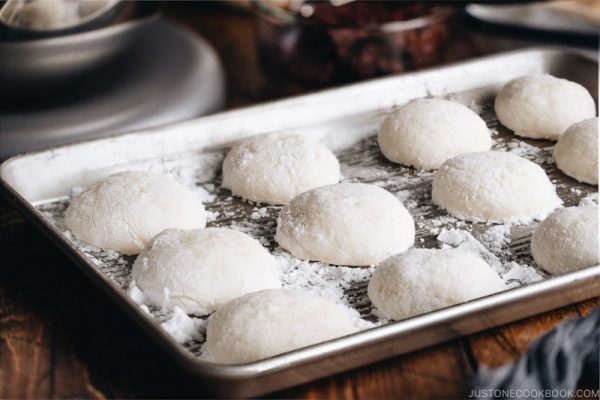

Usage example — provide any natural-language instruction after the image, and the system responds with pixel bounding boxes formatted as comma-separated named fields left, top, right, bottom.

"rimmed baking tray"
left=1, top=48, right=598, bottom=398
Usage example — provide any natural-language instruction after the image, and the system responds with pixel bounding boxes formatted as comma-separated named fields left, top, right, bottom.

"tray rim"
left=1, top=46, right=599, bottom=396
left=3, top=46, right=595, bottom=203
left=4, top=47, right=594, bottom=167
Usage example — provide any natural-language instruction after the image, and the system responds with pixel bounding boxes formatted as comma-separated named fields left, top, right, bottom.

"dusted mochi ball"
left=275, top=183, right=415, bottom=266
left=205, top=289, right=357, bottom=364
left=222, top=133, right=340, bottom=205
left=531, top=206, right=599, bottom=275
left=65, top=171, right=206, bottom=254
left=368, top=248, right=506, bottom=320
left=378, top=98, right=492, bottom=170
left=495, top=74, right=596, bottom=140
left=432, top=152, right=562, bottom=223
left=132, top=228, right=281, bottom=315
left=554, top=118, right=598, bottom=185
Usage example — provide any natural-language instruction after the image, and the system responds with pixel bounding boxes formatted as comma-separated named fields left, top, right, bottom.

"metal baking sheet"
left=1, top=48, right=599, bottom=398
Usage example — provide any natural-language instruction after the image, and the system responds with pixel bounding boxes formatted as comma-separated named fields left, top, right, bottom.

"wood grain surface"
left=0, top=2, right=598, bottom=398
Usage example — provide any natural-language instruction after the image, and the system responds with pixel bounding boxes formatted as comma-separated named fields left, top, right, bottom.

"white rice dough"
left=205, top=289, right=357, bottom=364
left=531, top=206, right=599, bottom=275
left=222, top=133, right=340, bottom=205
left=554, top=118, right=598, bottom=185
left=432, top=152, right=562, bottom=223
left=275, top=183, right=415, bottom=266
left=368, top=248, right=506, bottom=320
left=495, top=74, right=596, bottom=140
left=65, top=171, right=206, bottom=254
left=131, top=228, right=280, bottom=315
left=378, top=98, right=492, bottom=170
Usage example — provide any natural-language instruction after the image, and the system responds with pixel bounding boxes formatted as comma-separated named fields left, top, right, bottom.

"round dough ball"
left=275, top=183, right=415, bottom=266
left=495, top=74, right=596, bottom=140
left=206, top=289, right=357, bottom=364
left=378, top=99, right=492, bottom=170
left=531, top=206, right=599, bottom=275
left=132, top=228, right=280, bottom=315
left=553, top=118, right=598, bottom=185
left=65, top=171, right=206, bottom=254
left=432, top=152, right=562, bottom=223
left=222, top=133, right=340, bottom=205
left=368, top=248, right=506, bottom=320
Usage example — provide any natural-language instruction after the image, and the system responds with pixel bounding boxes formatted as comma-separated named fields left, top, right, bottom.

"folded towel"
left=470, top=306, right=599, bottom=399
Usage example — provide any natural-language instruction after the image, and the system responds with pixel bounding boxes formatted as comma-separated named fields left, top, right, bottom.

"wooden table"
left=1, top=3, right=598, bottom=398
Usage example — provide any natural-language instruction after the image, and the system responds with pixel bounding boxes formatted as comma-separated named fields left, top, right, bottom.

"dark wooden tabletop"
left=0, top=2, right=598, bottom=398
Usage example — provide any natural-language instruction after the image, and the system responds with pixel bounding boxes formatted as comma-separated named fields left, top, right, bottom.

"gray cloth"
left=471, top=306, right=599, bottom=399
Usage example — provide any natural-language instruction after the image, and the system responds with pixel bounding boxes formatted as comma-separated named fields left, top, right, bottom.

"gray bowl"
left=0, top=2, right=159, bottom=104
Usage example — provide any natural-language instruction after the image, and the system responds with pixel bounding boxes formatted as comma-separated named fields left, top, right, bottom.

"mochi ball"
left=368, top=248, right=506, bottom=320
left=222, top=133, right=340, bottom=205
left=132, top=228, right=281, bottom=315
left=65, top=171, right=206, bottom=254
left=432, top=152, right=562, bottom=223
left=495, top=74, right=596, bottom=140
left=205, top=289, right=357, bottom=364
left=275, top=183, right=415, bottom=266
left=554, top=118, right=598, bottom=185
left=531, top=206, right=599, bottom=275
left=378, top=99, right=492, bottom=170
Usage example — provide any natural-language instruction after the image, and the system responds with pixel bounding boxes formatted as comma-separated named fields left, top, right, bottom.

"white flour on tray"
left=36, top=101, right=598, bottom=354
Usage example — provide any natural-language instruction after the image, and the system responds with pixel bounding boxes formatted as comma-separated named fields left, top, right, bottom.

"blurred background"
left=0, top=0, right=598, bottom=159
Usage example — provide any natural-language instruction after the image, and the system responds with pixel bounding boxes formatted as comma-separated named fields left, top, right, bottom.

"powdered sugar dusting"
left=500, top=141, right=553, bottom=164
left=579, top=192, right=599, bottom=206
left=437, top=227, right=544, bottom=287
left=127, top=280, right=149, bottom=305
left=161, top=307, right=207, bottom=344
left=481, top=225, right=511, bottom=253
left=273, top=249, right=375, bottom=328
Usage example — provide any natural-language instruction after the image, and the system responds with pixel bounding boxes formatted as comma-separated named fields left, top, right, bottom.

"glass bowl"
left=254, top=0, right=455, bottom=92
